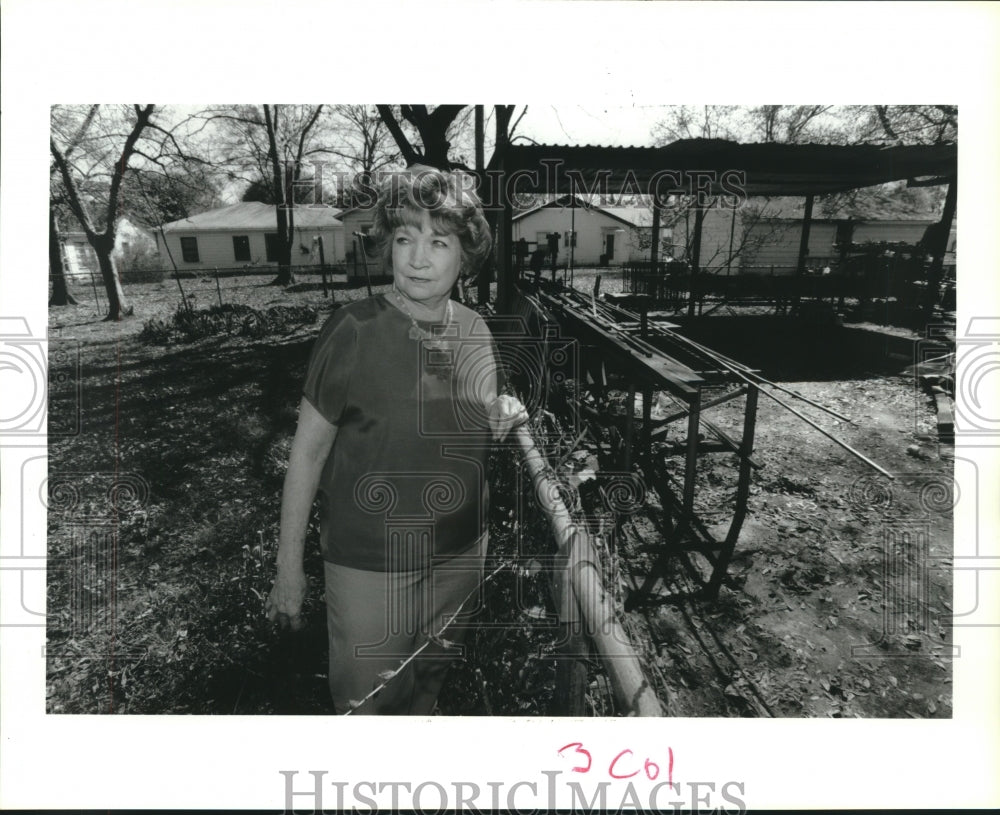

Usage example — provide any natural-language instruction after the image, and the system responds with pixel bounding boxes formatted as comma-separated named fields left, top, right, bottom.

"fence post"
left=214, top=267, right=223, bottom=308
left=317, top=236, right=329, bottom=298
left=88, top=268, right=101, bottom=315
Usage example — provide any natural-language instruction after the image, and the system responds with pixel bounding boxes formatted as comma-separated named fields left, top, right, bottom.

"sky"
left=514, top=105, right=669, bottom=147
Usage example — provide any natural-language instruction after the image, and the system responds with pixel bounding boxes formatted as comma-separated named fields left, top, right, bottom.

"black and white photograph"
left=44, top=102, right=960, bottom=720
left=2, top=1, right=998, bottom=812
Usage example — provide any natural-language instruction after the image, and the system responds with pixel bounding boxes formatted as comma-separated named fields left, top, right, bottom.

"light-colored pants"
left=323, top=534, right=487, bottom=715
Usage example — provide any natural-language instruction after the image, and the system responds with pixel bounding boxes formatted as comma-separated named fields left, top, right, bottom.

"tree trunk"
left=922, top=177, right=957, bottom=321
left=686, top=206, right=705, bottom=318
left=269, top=204, right=296, bottom=287
left=263, top=107, right=297, bottom=287
left=48, top=207, right=79, bottom=306
left=95, top=242, right=132, bottom=320
left=483, top=106, right=515, bottom=308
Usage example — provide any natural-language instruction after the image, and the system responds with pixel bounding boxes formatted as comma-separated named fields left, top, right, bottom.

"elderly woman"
left=265, top=165, right=526, bottom=715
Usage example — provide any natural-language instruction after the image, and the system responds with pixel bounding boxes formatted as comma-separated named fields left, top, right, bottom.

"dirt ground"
left=607, top=372, right=954, bottom=718
left=45, top=270, right=954, bottom=717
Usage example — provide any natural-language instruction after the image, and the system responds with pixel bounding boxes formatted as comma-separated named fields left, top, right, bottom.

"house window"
left=233, top=235, right=251, bottom=262
left=180, top=236, right=199, bottom=263
left=265, top=233, right=282, bottom=263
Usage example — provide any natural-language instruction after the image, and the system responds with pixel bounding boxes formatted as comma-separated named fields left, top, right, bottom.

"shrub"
left=119, top=246, right=166, bottom=284
left=139, top=303, right=319, bottom=345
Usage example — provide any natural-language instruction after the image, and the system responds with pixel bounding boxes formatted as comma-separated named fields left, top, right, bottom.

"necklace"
left=391, top=289, right=456, bottom=383
left=391, top=289, right=454, bottom=344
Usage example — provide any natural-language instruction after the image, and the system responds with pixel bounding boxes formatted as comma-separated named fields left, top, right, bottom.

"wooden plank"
left=934, top=392, right=954, bottom=437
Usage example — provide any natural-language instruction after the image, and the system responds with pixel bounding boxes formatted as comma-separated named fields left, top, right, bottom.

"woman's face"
left=391, top=209, right=462, bottom=308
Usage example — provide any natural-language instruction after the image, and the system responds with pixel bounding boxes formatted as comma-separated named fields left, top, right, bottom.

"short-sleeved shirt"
left=303, top=294, right=500, bottom=572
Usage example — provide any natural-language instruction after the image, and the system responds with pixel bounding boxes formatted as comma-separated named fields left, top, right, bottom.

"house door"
left=605, top=232, right=615, bottom=258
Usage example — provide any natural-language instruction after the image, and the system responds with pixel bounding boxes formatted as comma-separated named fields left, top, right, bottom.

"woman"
left=265, top=165, right=527, bottom=715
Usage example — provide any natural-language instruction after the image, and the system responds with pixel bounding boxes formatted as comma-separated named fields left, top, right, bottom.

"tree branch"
left=104, top=105, right=156, bottom=242
left=875, top=106, right=901, bottom=143
left=50, top=138, right=97, bottom=239
left=376, top=105, right=422, bottom=165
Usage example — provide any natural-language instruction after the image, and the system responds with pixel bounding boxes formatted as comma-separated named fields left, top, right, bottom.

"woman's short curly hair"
left=372, top=164, right=492, bottom=275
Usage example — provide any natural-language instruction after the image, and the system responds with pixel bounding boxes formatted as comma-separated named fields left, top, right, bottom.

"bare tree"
left=858, top=104, right=957, bottom=145
left=50, top=104, right=214, bottom=318
left=118, top=158, right=223, bottom=225
left=49, top=104, right=100, bottom=306
left=376, top=105, right=467, bottom=169
left=651, top=105, right=746, bottom=144
left=325, top=105, right=401, bottom=202
left=653, top=105, right=844, bottom=146
left=205, top=104, right=331, bottom=286
left=750, top=105, right=836, bottom=144
left=345, top=104, right=400, bottom=176
left=50, top=105, right=153, bottom=320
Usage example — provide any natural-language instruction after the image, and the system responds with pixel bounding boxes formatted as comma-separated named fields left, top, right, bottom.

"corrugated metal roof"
left=161, top=202, right=342, bottom=232
left=504, top=139, right=957, bottom=197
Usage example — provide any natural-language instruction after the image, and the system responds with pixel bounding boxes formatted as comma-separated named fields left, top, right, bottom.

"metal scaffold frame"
left=515, top=284, right=761, bottom=606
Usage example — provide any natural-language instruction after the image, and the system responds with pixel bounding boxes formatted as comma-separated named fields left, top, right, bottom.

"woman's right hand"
left=265, top=568, right=307, bottom=631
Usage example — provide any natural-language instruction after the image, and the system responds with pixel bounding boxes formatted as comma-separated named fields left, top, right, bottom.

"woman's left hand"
left=489, top=394, right=529, bottom=442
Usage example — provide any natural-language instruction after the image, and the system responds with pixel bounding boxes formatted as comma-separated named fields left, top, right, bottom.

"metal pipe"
left=515, top=426, right=664, bottom=716
left=654, top=328, right=857, bottom=425
left=593, top=294, right=856, bottom=425
left=761, top=387, right=894, bottom=478
left=567, top=290, right=888, bottom=478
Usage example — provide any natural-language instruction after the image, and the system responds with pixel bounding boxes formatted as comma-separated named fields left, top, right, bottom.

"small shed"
left=156, top=202, right=344, bottom=272
left=513, top=196, right=673, bottom=265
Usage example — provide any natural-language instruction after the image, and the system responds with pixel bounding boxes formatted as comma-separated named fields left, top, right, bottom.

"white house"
left=512, top=197, right=673, bottom=265
left=738, top=217, right=955, bottom=275
left=662, top=196, right=956, bottom=275
left=60, top=216, right=157, bottom=279
left=155, top=202, right=344, bottom=272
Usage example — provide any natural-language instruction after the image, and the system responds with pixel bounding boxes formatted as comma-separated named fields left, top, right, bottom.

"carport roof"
left=502, top=139, right=957, bottom=198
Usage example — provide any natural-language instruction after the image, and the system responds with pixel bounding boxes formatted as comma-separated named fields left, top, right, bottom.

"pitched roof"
left=161, top=202, right=342, bottom=232
left=513, top=195, right=659, bottom=228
